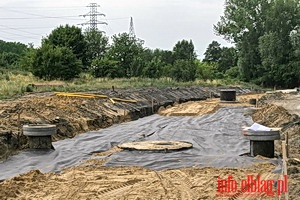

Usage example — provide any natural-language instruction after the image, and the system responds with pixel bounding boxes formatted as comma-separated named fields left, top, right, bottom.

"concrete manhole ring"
left=117, top=140, right=193, bottom=151
left=23, top=124, right=56, bottom=136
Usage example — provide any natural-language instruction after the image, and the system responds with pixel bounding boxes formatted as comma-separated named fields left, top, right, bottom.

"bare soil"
left=0, top=160, right=278, bottom=200
left=159, top=93, right=264, bottom=117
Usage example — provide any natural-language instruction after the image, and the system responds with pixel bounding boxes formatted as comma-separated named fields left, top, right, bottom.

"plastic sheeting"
left=0, top=107, right=265, bottom=180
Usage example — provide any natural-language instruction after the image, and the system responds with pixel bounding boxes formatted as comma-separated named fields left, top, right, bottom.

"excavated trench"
left=0, top=106, right=273, bottom=181
left=0, top=86, right=250, bottom=161
left=1, top=90, right=300, bottom=199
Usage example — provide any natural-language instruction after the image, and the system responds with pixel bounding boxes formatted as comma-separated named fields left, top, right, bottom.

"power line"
left=0, top=6, right=84, bottom=10
left=0, top=16, right=128, bottom=21
left=0, top=15, right=82, bottom=20
left=0, top=25, right=43, bottom=36
left=0, top=26, right=55, bottom=30
left=79, top=3, right=107, bottom=32
left=0, top=29, right=38, bottom=39
left=0, top=35, right=17, bottom=41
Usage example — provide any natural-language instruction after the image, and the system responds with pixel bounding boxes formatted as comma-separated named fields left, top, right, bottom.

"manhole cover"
left=117, top=140, right=193, bottom=151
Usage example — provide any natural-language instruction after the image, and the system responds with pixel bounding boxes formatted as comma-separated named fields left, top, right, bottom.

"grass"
left=0, top=70, right=260, bottom=100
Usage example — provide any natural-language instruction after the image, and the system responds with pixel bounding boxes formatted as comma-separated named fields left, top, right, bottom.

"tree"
left=170, top=60, right=196, bottom=82
left=224, top=66, right=240, bottom=79
left=32, top=44, right=82, bottom=80
left=19, top=44, right=36, bottom=71
left=0, top=52, right=20, bottom=67
left=107, top=33, right=144, bottom=78
left=257, top=0, right=299, bottom=87
left=43, top=25, right=87, bottom=67
left=202, top=41, right=222, bottom=63
left=92, top=57, right=120, bottom=78
left=0, top=40, right=28, bottom=68
left=153, top=49, right=174, bottom=65
left=142, top=57, right=162, bottom=78
left=214, top=0, right=270, bottom=81
left=195, top=60, right=217, bottom=81
left=218, top=47, right=238, bottom=72
left=0, top=40, right=27, bottom=54
left=215, top=0, right=300, bottom=87
left=203, top=41, right=237, bottom=73
left=290, top=27, right=300, bottom=60
left=173, top=40, right=196, bottom=61
left=84, top=30, right=109, bottom=66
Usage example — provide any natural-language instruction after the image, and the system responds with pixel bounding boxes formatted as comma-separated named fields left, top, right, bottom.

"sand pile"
left=0, top=161, right=277, bottom=200
left=159, top=93, right=263, bottom=117
left=159, top=101, right=220, bottom=116
left=252, top=105, right=298, bottom=127
left=0, top=96, right=126, bottom=140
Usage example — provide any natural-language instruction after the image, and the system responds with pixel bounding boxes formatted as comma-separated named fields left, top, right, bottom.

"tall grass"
left=0, top=71, right=259, bottom=99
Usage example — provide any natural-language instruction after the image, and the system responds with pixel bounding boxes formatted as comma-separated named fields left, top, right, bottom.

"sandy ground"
left=0, top=160, right=279, bottom=200
left=0, top=92, right=299, bottom=199
left=270, top=94, right=300, bottom=117
left=159, top=93, right=264, bottom=117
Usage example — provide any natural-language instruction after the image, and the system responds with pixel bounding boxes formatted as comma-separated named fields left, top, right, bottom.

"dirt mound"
left=258, top=92, right=286, bottom=106
left=0, top=96, right=119, bottom=144
left=0, top=161, right=277, bottom=200
left=159, top=94, right=263, bottom=117
left=252, top=105, right=298, bottom=127
left=159, top=101, right=220, bottom=116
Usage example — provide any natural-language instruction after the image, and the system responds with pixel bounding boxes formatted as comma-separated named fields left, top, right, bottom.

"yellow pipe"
left=55, top=92, right=107, bottom=98
left=56, top=94, right=95, bottom=98
left=55, top=92, right=137, bottom=103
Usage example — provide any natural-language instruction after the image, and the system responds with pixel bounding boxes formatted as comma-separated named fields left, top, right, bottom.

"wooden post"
left=282, top=141, right=289, bottom=200
left=17, top=111, right=22, bottom=147
left=285, top=133, right=289, bottom=158
left=151, top=98, right=154, bottom=114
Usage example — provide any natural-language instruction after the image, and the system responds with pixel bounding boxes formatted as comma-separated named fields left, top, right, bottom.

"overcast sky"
left=0, top=0, right=232, bottom=57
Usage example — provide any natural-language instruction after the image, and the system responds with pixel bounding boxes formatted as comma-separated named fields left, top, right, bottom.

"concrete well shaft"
left=220, top=90, right=236, bottom=101
left=27, top=136, right=53, bottom=149
left=250, top=140, right=274, bottom=158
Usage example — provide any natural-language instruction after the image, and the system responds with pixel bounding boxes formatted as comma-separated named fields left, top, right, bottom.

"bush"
left=195, top=61, right=217, bottom=81
left=32, top=44, right=82, bottom=80
left=92, top=58, right=120, bottom=78
left=170, top=60, right=196, bottom=82
left=224, top=66, right=240, bottom=79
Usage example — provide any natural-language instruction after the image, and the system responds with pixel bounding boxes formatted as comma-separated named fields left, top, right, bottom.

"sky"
left=0, top=0, right=232, bottom=58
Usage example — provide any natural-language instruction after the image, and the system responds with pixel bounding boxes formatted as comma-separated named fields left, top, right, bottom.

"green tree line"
left=1, top=25, right=203, bottom=82
left=1, top=0, right=299, bottom=88
left=214, top=0, right=300, bottom=88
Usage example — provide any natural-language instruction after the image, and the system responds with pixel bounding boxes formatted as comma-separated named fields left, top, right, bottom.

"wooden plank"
left=282, top=141, right=289, bottom=200
left=109, top=98, right=115, bottom=104
left=285, top=133, right=289, bottom=158
left=111, top=97, right=137, bottom=103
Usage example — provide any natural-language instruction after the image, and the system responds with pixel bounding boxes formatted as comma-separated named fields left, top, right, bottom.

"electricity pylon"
left=129, top=17, right=135, bottom=37
left=80, top=3, right=107, bottom=32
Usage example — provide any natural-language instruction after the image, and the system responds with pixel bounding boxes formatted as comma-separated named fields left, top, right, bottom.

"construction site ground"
left=0, top=88, right=299, bottom=199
